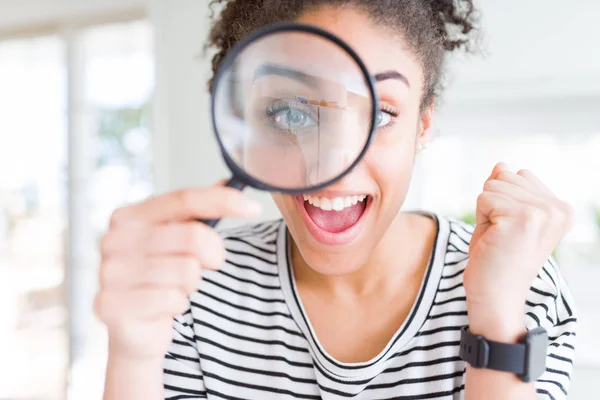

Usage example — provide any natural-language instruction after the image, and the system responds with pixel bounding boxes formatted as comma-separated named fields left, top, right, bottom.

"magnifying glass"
left=204, top=22, right=378, bottom=227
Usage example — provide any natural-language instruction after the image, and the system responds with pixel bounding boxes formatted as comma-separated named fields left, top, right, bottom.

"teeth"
left=332, top=197, right=345, bottom=211
left=303, top=195, right=368, bottom=211
left=320, top=198, right=332, bottom=211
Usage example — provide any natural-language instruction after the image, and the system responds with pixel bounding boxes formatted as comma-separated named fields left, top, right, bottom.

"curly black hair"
left=206, top=0, right=479, bottom=109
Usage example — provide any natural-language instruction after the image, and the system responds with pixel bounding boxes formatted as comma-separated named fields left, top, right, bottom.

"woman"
left=96, top=1, right=577, bottom=399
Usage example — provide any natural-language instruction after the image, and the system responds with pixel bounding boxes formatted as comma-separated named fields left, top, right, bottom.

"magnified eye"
left=265, top=99, right=318, bottom=134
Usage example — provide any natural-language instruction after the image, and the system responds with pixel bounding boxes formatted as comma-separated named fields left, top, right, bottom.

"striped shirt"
left=163, top=213, right=577, bottom=400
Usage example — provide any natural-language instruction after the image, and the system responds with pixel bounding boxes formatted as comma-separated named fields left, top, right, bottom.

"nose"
left=303, top=103, right=369, bottom=186
left=306, top=147, right=353, bottom=186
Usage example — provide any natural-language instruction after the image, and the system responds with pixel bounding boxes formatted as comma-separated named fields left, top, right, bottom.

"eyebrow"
left=374, top=70, right=410, bottom=88
left=253, top=64, right=318, bottom=88
left=253, top=63, right=410, bottom=89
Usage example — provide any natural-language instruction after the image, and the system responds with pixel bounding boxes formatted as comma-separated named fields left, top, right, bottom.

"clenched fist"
left=464, top=162, right=574, bottom=327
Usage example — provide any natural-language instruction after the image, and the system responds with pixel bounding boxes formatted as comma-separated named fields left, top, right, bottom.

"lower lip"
left=295, top=196, right=371, bottom=246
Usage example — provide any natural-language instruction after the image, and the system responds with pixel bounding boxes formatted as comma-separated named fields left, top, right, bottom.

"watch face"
left=523, top=327, right=549, bottom=382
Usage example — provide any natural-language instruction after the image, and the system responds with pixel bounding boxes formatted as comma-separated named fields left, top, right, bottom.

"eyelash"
left=379, top=104, right=400, bottom=130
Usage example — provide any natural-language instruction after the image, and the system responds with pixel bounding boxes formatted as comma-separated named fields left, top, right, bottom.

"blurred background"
left=0, top=0, right=597, bottom=399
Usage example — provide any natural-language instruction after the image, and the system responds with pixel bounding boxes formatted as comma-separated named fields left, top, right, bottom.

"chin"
left=294, top=244, right=369, bottom=276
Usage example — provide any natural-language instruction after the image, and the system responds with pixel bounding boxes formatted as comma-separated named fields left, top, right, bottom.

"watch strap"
left=459, top=326, right=526, bottom=375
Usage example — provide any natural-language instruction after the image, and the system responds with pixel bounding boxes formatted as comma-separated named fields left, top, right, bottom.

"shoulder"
left=440, top=215, right=475, bottom=252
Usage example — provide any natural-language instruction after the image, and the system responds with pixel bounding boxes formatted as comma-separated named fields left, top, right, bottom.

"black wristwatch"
left=459, top=325, right=548, bottom=382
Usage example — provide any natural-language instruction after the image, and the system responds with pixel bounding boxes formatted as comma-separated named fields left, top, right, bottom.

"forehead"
left=238, top=30, right=372, bottom=96
left=296, top=6, right=424, bottom=90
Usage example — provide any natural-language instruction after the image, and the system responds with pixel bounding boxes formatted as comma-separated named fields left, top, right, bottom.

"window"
left=0, top=35, right=68, bottom=399
left=0, top=20, right=154, bottom=400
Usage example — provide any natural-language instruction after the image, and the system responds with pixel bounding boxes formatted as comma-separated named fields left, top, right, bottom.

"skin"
left=97, top=6, right=574, bottom=400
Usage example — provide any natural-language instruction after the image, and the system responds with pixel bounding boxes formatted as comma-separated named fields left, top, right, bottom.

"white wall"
left=445, top=0, right=600, bottom=100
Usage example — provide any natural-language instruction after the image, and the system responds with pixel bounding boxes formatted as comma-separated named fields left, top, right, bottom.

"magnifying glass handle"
left=200, top=176, right=247, bottom=228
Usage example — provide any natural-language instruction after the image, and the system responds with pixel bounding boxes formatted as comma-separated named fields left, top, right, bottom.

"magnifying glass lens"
left=213, top=29, right=375, bottom=191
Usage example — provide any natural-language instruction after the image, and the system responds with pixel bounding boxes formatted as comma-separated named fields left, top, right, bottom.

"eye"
left=376, top=105, right=399, bottom=129
left=273, top=108, right=315, bottom=130
left=376, top=110, right=392, bottom=128
left=265, top=99, right=318, bottom=134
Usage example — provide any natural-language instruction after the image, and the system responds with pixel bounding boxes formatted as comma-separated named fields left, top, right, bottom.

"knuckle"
left=476, top=192, right=489, bottom=205
left=202, top=230, right=225, bottom=267
left=483, top=180, right=496, bottom=192
left=496, top=171, right=512, bottom=181
left=166, top=290, right=188, bottom=313
left=175, top=189, right=196, bottom=214
left=93, top=292, right=111, bottom=321
left=182, top=257, right=200, bottom=277
left=177, top=295, right=190, bottom=313
left=548, top=204, right=563, bottom=220
left=210, top=233, right=226, bottom=265
left=98, top=260, right=115, bottom=288
left=560, top=200, right=574, bottom=216
left=99, top=231, right=123, bottom=256
left=182, top=224, right=204, bottom=255
left=559, top=201, right=575, bottom=227
left=99, top=233, right=112, bottom=255
left=109, top=206, right=131, bottom=227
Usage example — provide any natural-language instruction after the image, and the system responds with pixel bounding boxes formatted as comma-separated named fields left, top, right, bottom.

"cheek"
left=271, top=193, right=301, bottom=228
left=366, top=130, right=417, bottom=203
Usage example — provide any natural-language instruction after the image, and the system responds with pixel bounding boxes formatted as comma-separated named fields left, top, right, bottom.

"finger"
left=100, top=256, right=202, bottom=294
left=516, top=169, right=554, bottom=197
left=483, top=179, right=546, bottom=207
left=476, top=191, right=514, bottom=225
left=94, top=288, right=189, bottom=323
left=145, top=222, right=225, bottom=269
left=145, top=256, right=202, bottom=293
left=494, top=169, right=549, bottom=198
left=109, top=185, right=262, bottom=226
left=100, top=224, right=150, bottom=257
left=487, top=162, right=510, bottom=183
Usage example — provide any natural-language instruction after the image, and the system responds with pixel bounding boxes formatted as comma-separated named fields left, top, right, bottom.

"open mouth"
left=296, top=193, right=372, bottom=245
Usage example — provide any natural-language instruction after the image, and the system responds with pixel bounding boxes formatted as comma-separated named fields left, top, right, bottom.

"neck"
left=291, top=212, right=435, bottom=300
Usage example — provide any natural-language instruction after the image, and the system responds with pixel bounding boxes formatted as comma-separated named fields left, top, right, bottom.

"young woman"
left=96, top=1, right=578, bottom=399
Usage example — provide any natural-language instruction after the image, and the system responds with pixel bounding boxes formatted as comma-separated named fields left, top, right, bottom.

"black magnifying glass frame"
left=204, top=22, right=379, bottom=227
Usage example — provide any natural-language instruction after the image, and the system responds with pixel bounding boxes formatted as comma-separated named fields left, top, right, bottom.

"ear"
left=417, top=102, right=435, bottom=146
